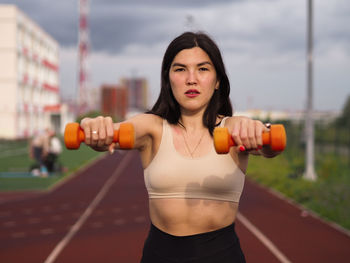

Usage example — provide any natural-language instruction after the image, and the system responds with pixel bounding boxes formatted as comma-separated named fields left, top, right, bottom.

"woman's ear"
left=215, top=80, right=220, bottom=90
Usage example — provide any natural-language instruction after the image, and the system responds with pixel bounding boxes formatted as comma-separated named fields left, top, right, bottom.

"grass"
left=0, top=139, right=102, bottom=191
left=247, top=149, right=350, bottom=231
left=0, top=177, right=63, bottom=191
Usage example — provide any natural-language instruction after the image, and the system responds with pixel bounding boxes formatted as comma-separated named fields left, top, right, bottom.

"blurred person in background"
left=44, top=130, right=63, bottom=173
left=79, top=32, right=281, bottom=263
left=29, top=128, right=55, bottom=177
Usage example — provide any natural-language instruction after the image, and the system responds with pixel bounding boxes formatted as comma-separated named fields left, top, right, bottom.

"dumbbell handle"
left=226, top=130, right=273, bottom=147
left=214, top=124, right=286, bottom=154
left=64, top=122, right=134, bottom=150
left=73, top=127, right=121, bottom=143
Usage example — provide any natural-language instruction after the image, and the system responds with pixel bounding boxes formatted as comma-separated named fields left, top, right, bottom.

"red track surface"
left=1, top=151, right=350, bottom=263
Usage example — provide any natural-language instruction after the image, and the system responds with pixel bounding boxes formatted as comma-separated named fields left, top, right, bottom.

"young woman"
left=80, top=32, right=280, bottom=263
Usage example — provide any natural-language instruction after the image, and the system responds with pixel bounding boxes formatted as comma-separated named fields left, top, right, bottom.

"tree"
left=75, top=110, right=121, bottom=124
left=336, top=95, right=350, bottom=128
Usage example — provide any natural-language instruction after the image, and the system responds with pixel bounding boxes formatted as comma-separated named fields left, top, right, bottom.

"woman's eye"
left=199, top=67, right=209, bottom=71
left=174, top=68, right=185, bottom=72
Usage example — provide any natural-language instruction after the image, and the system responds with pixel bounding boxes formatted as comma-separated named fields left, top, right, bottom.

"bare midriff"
left=148, top=198, right=238, bottom=236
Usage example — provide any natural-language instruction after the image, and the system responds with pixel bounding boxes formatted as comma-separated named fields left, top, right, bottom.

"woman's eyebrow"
left=171, top=62, right=186, bottom=68
left=171, top=61, right=212, bottom=67
left=197, top=61, right=212, bottom=67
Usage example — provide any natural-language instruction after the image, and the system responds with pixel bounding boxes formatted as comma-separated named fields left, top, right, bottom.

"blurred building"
left=121, top=77, right=149, bottom=112
left=235, top=109, right=290, bottom=122
left=235, top=109, right=340, bottom=123
left=0, top=5, right=65, bottom=139
left=86, top=87, right=101, bottom=112
left=101, top=84, right=128, bottom=120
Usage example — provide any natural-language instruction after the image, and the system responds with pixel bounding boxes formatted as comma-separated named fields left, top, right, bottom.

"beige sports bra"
left=144, top=117, right=245, bottom=202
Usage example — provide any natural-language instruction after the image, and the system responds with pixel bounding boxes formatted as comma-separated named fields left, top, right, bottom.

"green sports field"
left=0, top=139, right=102, bottom=191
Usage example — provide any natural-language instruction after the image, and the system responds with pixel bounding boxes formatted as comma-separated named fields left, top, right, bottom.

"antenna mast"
left=78, top=0, right=90, bottom=114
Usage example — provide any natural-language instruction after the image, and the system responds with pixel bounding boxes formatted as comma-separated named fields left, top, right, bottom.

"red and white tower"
left=78, top=0, right=89, bottom=114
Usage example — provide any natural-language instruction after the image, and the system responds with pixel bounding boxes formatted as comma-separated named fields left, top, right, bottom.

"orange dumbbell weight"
left=64, top=122, right=135, bottom=150
left=214, top=124, right=286, bottom=154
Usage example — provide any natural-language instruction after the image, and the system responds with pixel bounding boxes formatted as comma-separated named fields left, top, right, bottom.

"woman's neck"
left=179, top=114, right=204, bottom=132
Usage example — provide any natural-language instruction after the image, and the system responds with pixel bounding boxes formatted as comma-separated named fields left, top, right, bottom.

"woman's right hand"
left=80, top=116, right=115, bottom=152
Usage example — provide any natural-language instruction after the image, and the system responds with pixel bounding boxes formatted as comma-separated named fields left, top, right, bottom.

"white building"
left=0, top=5, right=68, bottom=139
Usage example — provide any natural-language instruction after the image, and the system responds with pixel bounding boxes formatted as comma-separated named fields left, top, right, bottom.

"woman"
left=80, top=32, right=280, bottom=262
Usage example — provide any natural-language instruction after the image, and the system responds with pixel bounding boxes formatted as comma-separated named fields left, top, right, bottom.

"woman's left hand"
left=226, top=116, right=267, bottom=153
left=226, top=116, right=281, bottom=157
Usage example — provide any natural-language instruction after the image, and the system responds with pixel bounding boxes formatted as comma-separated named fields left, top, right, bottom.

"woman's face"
left=169, top=47, right=219, bottom=114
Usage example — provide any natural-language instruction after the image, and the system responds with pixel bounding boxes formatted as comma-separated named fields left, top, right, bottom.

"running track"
left=0, top=151, right=349, bottom=263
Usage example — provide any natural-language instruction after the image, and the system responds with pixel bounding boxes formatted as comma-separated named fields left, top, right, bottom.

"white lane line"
left=43, top=151, right=133, bottom=263
left=236, top=213, right=292, bottom=263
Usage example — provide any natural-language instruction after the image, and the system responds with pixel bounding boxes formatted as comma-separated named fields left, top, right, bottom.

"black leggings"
left=141, top=223, right=246, bottom=263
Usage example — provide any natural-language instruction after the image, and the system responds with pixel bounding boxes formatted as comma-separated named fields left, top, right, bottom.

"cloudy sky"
left=2, top=0, right=349, bottom=112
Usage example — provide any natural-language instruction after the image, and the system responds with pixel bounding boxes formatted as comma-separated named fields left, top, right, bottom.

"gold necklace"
left=179, top=126, right=206, bottom=158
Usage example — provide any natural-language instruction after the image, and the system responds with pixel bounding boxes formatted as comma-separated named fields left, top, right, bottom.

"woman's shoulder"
left=127, top=113, right=164, bottom=153
left=128, top=113, right=164, bottom=134
left=130, top=113, right=163, bottom=124
left=216, top=115, right=229, bottom=126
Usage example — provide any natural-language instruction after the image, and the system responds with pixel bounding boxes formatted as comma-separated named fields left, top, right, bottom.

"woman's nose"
left=186, top=70, right=197, bottom=85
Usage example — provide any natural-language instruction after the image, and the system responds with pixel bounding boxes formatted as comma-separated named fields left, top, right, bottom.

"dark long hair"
left=148, top=31, right=233, bottom=135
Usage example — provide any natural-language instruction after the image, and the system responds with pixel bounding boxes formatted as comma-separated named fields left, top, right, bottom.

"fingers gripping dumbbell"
left=64, top=122, right=135, bottom=150
left=213, top=124, right=286, bottom=154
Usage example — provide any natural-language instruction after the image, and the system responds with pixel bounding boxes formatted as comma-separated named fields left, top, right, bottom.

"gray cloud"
left=89, top=6, right=174, bottom=53
left=1, top=0, right=349, bottom=111
left=0, top=0, right=243, bottom=52
left=95, top=0, right=242, bottom=8
left=3, top=0, right=348, bottom=56
left=0, top=0, right=78, bottom=45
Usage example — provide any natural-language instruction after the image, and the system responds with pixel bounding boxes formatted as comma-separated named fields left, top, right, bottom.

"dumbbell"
left=64, top=122, right=135, bottom=150
left=213, top=124, right=286, bottom=154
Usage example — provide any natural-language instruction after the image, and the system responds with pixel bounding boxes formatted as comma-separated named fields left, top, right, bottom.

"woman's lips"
left=185, top=89, right=200, bottom=98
